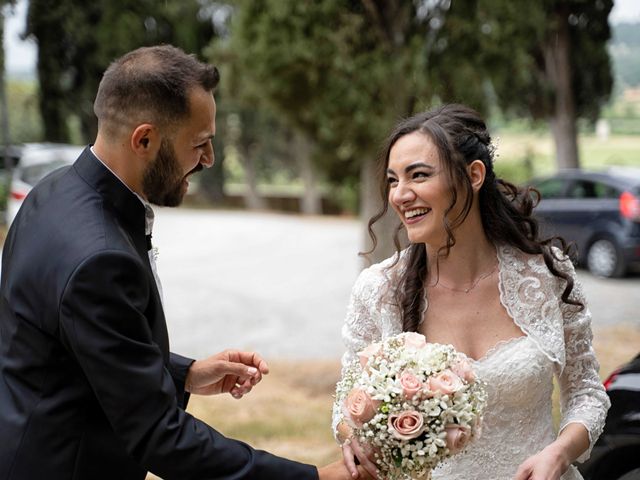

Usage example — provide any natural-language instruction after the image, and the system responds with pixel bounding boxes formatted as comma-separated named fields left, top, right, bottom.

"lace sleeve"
left=556, top=257, right=611, bottom=463
left=331, top=265, right=384, bottom=441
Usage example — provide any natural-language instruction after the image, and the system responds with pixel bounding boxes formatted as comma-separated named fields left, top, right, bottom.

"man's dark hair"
left=93, top=44, right=219, bottom=138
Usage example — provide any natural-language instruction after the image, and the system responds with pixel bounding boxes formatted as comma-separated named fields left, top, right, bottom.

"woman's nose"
left=390, top=181, right=415, bottom=206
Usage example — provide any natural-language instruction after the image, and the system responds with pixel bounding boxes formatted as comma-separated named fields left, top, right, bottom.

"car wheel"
left=587, top=237, right=625, bottom=278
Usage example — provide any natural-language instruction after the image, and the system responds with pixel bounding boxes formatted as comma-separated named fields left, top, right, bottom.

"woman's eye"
left=387, top=177, right=398, bottom=186
left=413, top=171, right=431, bottom=179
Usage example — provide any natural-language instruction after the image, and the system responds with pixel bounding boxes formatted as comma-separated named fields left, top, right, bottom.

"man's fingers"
left=232, top=379, right=254, bottom=396
left=213, top=360, right=259, bottom=381
left=231, top=351, right=270, bottom=375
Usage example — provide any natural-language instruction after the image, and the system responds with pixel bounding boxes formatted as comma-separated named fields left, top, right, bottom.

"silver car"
left=6, top=143, right=83, bottom=225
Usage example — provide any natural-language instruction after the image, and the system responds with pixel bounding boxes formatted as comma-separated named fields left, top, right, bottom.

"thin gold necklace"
left=432, top=262, right=498, bottom=294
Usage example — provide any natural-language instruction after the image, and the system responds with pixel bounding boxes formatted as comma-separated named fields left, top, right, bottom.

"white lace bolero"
left=332, top=244, right=610, bottom=463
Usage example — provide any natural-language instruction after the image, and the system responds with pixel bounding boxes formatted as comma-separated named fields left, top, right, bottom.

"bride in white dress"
left=332, top=104, right=610, bottom=480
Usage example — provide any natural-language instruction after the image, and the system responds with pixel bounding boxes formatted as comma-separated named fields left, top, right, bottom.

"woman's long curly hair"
left=366, top=104, right=583, bottom=333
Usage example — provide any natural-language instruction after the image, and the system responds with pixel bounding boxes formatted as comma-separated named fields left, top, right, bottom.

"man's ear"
left=468, top=159, right=486, bottom=193
left=131, top=124, right=160, bottom=159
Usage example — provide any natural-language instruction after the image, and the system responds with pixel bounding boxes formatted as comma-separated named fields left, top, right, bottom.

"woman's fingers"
left=349, top=438, right=379, bottom=479
left=341, top=442, right=359, bottom=478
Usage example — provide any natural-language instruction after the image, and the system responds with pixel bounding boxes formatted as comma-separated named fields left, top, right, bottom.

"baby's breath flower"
left=333, top=334, right=487, bottom=480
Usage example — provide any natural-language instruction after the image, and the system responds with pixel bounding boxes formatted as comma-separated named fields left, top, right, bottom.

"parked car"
left=529, top=167, right=640, bottom=277
left=5, top=143, right=83, bottom=225
left=0, top=145, right=24, bottom=215
left=578, top=353, right=640, bottom=480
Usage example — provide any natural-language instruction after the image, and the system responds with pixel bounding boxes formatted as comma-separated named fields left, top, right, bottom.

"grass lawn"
left=490, top=133, right=639, bottom=183
left=146, top=324, right=640, bottom=479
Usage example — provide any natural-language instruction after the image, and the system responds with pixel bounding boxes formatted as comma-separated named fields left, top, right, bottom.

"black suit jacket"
left=0, top=148, right=318, bottom=480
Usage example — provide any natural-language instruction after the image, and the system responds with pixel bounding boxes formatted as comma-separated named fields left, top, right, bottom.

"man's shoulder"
left=6, top=169, right=141, bottom=285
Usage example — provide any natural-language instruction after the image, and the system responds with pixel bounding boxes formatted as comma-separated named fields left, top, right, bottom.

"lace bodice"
left=433, top=335, right=581, bottom=479
left=332, top=245, right=610, bottom=478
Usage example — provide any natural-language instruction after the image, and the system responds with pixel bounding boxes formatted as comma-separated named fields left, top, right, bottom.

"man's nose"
left=201, top=142, right=215, bottom=168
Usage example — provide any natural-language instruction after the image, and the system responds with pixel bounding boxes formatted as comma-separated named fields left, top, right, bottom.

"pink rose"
left=451, top=357, right=476, bottom=383
left=357, top=343, right=382, bottom=369
left=388, top=410, right=426, bottom=440
left=343, top=388, right=380, bottom=427
left=428, top=369, right=464, bottom=395
left=402, top=332, right=427, bottom=349
left=444, top=424, right=471, bottom=454
left=399, top=372, right=423, bottom=400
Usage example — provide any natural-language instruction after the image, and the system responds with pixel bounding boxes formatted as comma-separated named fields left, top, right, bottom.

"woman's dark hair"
left=366, top=104, right=583, bottom=333
left=94, top=44, right=220, bottom=139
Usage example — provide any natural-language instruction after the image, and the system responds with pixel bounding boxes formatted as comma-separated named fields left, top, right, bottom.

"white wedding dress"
left=333, top=245, right=610, bottom=480
left=433, top=335, right=581, bottom=479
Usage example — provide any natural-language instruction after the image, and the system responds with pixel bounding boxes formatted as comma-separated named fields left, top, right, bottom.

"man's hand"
left=185, top=350, right=269, bottom=398
left=318, top=460, right=376, bottom=480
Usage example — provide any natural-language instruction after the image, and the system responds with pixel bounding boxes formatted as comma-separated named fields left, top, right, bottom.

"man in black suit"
left=0, top=45, right=363, bottom=480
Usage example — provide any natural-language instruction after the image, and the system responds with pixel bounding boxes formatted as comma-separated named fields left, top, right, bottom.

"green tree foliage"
left=219, top=0, right=614, bottom=256
left=25, top=0, right=216, bottom=144
left=6, top=79, right=42, bottom=142
left=219, top=0, right=496, bottom=259
left=481, top=0, right=613, bottom=168
left=610, top=22, right=640, bottom=89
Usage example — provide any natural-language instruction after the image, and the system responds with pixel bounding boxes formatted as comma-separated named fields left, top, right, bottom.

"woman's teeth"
left=404, top=207, right=430, bottom=219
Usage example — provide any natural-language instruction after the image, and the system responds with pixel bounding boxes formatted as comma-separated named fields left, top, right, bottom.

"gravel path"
left=153, top=208, right=640, bottom=360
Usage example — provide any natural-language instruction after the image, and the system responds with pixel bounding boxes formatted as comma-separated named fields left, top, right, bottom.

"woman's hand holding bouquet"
left=335, top=333, right=487, bottom=480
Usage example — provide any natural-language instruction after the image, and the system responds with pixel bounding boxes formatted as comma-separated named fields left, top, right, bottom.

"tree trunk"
left=360, top=155, right=403, bottom=267
left=36, top=42, right=69, bottom=142
left=294, top=131, right=322, bottom=215
left=239, top=144, right=267, bottom=210
left=0, top=11, right=13, bottom=218
left=0, top=12, right=11, bottom=157
left=197, top=141, right=226, bottom=204
left=545, top=9, right=579, bottom=169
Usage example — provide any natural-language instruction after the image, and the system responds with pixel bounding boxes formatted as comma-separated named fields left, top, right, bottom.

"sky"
left=3, top=0, right=640, bottom=76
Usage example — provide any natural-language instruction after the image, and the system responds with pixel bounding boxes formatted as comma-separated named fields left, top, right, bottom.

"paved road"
left=154, top=208, right=640, bottom=360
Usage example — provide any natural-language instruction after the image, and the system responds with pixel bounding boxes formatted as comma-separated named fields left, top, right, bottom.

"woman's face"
left=387, top=131, right=458, bottom=246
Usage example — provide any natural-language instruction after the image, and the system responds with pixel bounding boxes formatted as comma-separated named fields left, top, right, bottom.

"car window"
left=19, top=159, right=71, bottom=185
left=535, top=178, right=567, bottom=199
left=567, top=180, right=620, bottom=199
left=593, top=182, right=620, bottom=198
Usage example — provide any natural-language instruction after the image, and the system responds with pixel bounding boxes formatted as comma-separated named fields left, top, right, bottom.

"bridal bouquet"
left=335, top=332, right=487, bottom=480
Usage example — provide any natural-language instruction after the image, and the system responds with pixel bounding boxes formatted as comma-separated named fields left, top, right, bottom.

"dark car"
left=529, top=167, right=640, bottom=277
left=578, top=353, right=640, bottom=480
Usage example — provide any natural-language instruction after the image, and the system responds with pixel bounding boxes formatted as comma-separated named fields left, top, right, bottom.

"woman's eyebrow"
left=405, top=162, right=435, bottom=173
left=387, top=162, right=435, bottom=175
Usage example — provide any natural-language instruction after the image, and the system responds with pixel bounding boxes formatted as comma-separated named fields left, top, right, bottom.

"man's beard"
left=142, top=138, right=194, bottom=207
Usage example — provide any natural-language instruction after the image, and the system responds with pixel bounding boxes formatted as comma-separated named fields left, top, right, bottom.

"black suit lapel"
left=73, top=147, right=149, bottom=256
left=72, top=147, right=167, bottom=324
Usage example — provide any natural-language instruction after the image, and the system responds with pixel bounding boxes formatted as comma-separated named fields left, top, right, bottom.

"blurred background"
left=1, top=0, right=639, bottom=474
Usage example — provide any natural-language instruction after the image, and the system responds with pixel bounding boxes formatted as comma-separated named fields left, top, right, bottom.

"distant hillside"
left=610, top=21, right=640, bottom=89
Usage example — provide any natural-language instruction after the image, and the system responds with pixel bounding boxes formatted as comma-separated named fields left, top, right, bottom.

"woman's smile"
left=403, top=207, right=432, bottom=224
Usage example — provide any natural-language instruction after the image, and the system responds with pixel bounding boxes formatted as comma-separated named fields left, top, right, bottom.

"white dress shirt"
left=89, top=146, right=163, bottom=304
